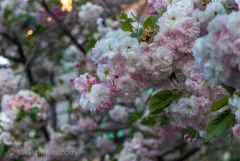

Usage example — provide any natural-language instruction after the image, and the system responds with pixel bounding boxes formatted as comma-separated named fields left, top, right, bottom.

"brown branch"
left=0, top=33, right=22, bottom=62
left=172, top=147, right=200, bottom=161
left=14, top=33, right=35, bottom=86
left=158, top=142, right=186, bottom=159
left=40, top=0, right=86, bottom=55
left=49, top=71, right=57, bottom=129
left=40, top=126, right=50, bottom=142
left=0, top=32, right=35, bottom=86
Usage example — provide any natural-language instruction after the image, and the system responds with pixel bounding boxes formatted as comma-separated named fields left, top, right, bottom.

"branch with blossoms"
left=1, top=0, right=240, bottom=161
left=0, top=32, right=35, bottom=86
left=39, top=0, right=87, bottom=55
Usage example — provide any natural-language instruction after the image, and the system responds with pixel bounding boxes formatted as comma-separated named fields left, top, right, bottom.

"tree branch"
left=172, top=147, right=200, bottom=161
left=41, top=126, right=50, bottom=142
left=40, top=0, right=86, bottom=55
left=0, top=32, right=35, bottom=86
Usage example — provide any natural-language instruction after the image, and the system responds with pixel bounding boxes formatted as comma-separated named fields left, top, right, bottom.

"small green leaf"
left=149, top=90, right=172, bottom=107
left=143, top=10, right=164, bottom=30
left=159, top=116, right=169, bottom=126
left=140, top=116, right=156, bottom=126
left=118, top=12, right=134, bottom=32
left=84, top=38, right=97, bottom=52
left=21, top=15, right=37, bottom=30
left=130, top=29, right=143, bottom=42
left=31, top=84, right=52, bottom=97
left=118, top=12, right=129, bottom=21
left=206, top=109, right=235, bottom=141
left=15, top=108, right=26, bottom=122
left=0, top=143, right=8, bottom=156
left=223, top=85, right=235, bottom=96
left=210, top=96, right=230, bottom=112
left=120, top=20, right=133, bottom=32
left=143, top=15, right=159, bottom=29
left=128, top=111, right=143, bottom=123
left=30, top=107, right=40, bottom=121
left=3, top=8, right=13, bottom=20
left=149, top=90, right=184, bottom=115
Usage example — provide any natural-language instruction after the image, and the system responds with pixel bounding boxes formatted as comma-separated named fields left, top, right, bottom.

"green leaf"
left=143, top=15, right=159, bottom=29
left=210, top=96, right=230, bottom=112
left=3, top=8, right=13, bottom=20
left=130, top=29, right=143, bottom=42
left=30, top=107, right=40, bottom=121
left=0, top=143, right=8, bottom=157
left=118, top=12, right=134, bottom=32
left=143, top=10, right=164, bottom=30
left=128, top=111, right=143, bottom=123
left=31, top=84, right=52, bottom=97
left=20, top=15, right=37, bottom=30
left=118, top=12, right=129, bottom=21
left=206, top=109, right=235, bottom=141
left=84, top=38, right=97, bottom=52
left=181, top=128, right=199, bottom=138
left=159, top=115, right=169, bottom=126
left=230, top=146, right=240, bottom=160
left=120, top=20, right=133, bottom=32
left=149, top=90, right=172, bottom=107
left=149, top=90, right=184, bottom=115
left=140, top=116, right=156, bottom=126
left=15, top=108, right=26, bottom=122
left=31, top=107, right=40, bottom=115
left=223, top=85, right=235, bottom=96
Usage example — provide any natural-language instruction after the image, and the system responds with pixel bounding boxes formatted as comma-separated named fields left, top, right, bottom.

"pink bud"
left=110, top=86, right=119, bottom=94
left=184, top=134, right=190, bottom=141
left=89, top=76, right=97, bottom=84
left=69, top=77, right=75, bottom=84
left=75, top=63, right=80, bottom=68
left=148, top=9, right=157, bottom=15
left=114, top=75, right=120, bottom=80
left=187, top=137, right=192, bottom=142
left=106, top=100, right=113, bottom=108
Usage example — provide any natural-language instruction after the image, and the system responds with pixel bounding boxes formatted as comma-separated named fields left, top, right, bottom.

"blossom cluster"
left=73, top=0, right=224, bottom=115
left=1, top=90, right=48, bottom=121
left=147, top=0, right=171, bottom=14
left=119, top=124, right=180, bottom=161
left=3, top=0, right=240, bottom=160
left=193, top=12, right=240, bottom=88
left=0, top=90, right=48, bottom=148
left=78, top=2, right=103, bottom=23
left=72, top=29, right=175, bottom=112
left=71, top=0, right=240, bottom=142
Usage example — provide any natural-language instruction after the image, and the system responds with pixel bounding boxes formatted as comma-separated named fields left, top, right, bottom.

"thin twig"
left=39, top=0, right=86, bottom=55
left=17, top=36, right=43, bottom=90
left=0, top=32, right=35, bottom=85
left=173, top=147, right=200, bottom=161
